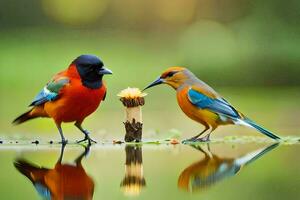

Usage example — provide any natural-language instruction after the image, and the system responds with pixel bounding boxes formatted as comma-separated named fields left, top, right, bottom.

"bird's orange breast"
left=44, top=78, right=106, bottom=123
left=176, top=87, right=219, bottom=128
left=45, top=164, right=94, bottom=200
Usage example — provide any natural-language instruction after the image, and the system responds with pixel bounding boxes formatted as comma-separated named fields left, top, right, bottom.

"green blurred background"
left=0, top=0, right=299, bottom=140
left=0, top=1, right=300, bottom=200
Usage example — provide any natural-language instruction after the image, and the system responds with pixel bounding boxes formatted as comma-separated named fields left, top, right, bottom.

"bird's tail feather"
left=12, top=109, right=37, bottom=125
left=234, top=143, right=279, bottom=166
left=242, top=118, right=280, bottom=140
left=14, top=159, right=48, bottom=182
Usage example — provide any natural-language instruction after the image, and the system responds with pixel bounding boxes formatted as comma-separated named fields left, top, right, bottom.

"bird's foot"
left=76, top=136, right=97, bottom=144
left=195, top=134, right=210, bottom=142
left=182, top=134, right=210, bottom=144
left=59, top=139, right=68, bottom=145
left=88, top=137, right=97, bottom=144
left=182, top=137, right=198, bottom=144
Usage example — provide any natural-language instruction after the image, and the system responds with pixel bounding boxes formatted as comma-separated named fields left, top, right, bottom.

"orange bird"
left=14, top=144, right=94, bottom=200
left=13, top=55, right=112, bottom=144
left=144, top=67, right=280, bottom=142
left=178, top=143, right=278, bottom=192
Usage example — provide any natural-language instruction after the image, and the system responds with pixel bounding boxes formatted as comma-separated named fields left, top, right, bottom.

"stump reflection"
left=120, top=145, right=146, bottom=196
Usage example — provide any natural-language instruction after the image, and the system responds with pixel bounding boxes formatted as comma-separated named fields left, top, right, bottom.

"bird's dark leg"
left=75, top=143, right=91, bottom=165
left=191, top=144, right=212, bottom=159
left=57, top=143, right=66, bottom=164
left=195, top=127, right=216, bottom=142
left=182, top=126, right=210, bottom=144
left=196, top=133, right=211, bottom=142
left=207, top=143, right=211, bottom=153
left=75, top=122, right=97, bottom=144
left=191, top=144, right=207, bottom=154
left=56, top=122, right=68, bottom=144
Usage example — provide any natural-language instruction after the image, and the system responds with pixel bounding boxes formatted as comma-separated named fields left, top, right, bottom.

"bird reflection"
left=120, top=145, right=146, bottom=196
left=178, top=143, right=278, bottom=193
left=14, top=144, right=94, bottom=200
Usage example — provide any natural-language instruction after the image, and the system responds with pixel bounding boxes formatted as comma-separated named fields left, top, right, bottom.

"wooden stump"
left=124, top=119, right=143, bottom=142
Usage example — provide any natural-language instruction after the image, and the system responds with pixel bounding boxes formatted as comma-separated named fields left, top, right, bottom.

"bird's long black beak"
left=143, top=77, right=164, bottom=91
left=99, top=67, right=113, bottom=75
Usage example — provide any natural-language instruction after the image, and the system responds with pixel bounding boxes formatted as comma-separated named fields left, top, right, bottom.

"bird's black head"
left=73, top=54, right=112, bottom=89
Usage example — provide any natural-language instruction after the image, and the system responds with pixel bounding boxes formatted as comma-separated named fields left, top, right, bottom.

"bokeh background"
left=0, top=1, right=300, bottom=200
left=0, top=0, right=299, bottom=140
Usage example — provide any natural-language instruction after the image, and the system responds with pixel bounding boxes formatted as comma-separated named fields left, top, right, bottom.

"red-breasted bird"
left=12, top=55, right=112, bottom=144
left=144, top=67, right=280, bottom=142
left=14, top=144, right=94, bottom=200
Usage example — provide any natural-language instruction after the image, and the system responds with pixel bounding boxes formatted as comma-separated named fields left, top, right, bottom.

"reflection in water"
left=14, top=144, right=94, bottom=200
left=120, top=145, right=146, bottom=196
left=178, top=143, right=278, bottom=193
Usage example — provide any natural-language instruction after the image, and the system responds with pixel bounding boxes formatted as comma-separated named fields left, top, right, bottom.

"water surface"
left=0, top=142, right=299, bottom=200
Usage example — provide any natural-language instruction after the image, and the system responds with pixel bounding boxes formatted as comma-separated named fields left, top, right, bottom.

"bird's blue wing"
left=192, top=163, right=241, bottom=189
left=34, top=183, right=51, bottom=200
left=29, top=78, right=69, bottom=106
left=187, top=88, right=240, bottom=118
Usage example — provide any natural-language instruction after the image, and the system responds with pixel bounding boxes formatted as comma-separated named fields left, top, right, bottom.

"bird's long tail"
left=14, top=159, right=48, bottom=182
left=12, top=109, right=36, bottom=125
left=12, top=106, right=47, bottom=125
left=234, top=143, right=279, bottom=166
left=239, top=118, right=280, bottom=140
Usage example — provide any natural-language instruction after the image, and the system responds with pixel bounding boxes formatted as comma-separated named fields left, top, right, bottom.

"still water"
left=0, top=141, right=299, bottom=200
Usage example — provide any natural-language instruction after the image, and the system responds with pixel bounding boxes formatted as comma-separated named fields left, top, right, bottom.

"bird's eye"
left=166, top=71, right=178, bottom=77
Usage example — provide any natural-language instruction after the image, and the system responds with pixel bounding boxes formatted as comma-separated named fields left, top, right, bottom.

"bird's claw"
left=182, top=135, right=210, bottom=144
left=59, top=139, right=68, bottom=145
left=182, top=138, right=196, bottom=144
left=76, top=136, right=97, bottom=144
left=88, top=137, right=97, bottom=144
left=195, top=136, right=210, bottom=142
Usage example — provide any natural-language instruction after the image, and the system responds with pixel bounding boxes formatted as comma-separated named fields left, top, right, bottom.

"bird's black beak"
left=99, top=67, right=113, bottom=75
left=143, top=77, right=164, bottom=91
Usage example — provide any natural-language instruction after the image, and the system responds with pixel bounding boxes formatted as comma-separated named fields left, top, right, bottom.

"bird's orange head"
left=144, top=66, right=193, bottom=90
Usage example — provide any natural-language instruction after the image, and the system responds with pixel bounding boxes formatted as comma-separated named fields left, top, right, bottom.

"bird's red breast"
left=45, top=164, right=94, bottom=200
left=15, top=161, right=94, bottom=200
left=43, top=64, right=106, bottom=123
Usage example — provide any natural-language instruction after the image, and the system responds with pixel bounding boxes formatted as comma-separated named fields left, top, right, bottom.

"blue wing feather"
left=29, top=78, right=69, bottom=106
left=187, top=89, right=240, bottom=118
left=29, top=87, right=57, bottom=106
left=34, top=183, right=51, bottom=200
left=187, top=89, right=281, bottom=140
